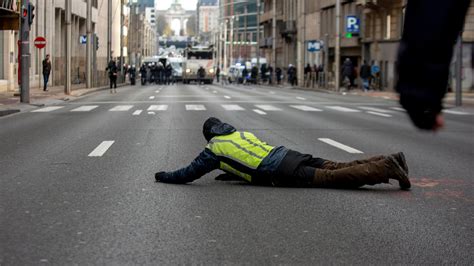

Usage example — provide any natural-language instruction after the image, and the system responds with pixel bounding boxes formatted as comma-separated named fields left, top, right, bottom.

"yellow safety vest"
left=206, top=131, right=274, bottom=183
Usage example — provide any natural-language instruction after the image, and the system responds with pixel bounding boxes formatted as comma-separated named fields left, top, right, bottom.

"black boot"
left=390, top=152, right=409, bottom=175
left=313, top=157, right=411, bottom=189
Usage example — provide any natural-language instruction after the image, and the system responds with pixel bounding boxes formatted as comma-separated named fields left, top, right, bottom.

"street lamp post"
left=236, top=13, right=240, bottom=62
left=256, top=1, right=261, bottom=75
left=86, top=0, right=92, bottom=88
left=223, top=20, right=228, bottom=74
left=230, top=16, right=234, bottom=69
left=335, top=0, right=341, bottom=91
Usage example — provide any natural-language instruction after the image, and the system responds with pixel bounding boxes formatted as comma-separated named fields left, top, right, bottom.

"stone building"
left=0, top=0, right=127, bottom=92
left=220, top=0, right=258, bottom=65
left=197, top=0, right=219, bottom=44
left=129, top=3, right=157, bottom=64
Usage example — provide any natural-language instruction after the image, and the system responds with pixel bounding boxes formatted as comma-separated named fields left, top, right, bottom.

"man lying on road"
left=155, top=117, right=411, bottom=189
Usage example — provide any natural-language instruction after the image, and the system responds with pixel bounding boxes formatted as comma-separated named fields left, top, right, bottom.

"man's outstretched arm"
left=396, top=0, right=470, bottom=130
left=155, top=149, right=220, bottom=184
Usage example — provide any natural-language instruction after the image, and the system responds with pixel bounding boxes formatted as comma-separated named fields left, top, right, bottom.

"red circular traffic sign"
left=34, top=36, right=46, bottom=49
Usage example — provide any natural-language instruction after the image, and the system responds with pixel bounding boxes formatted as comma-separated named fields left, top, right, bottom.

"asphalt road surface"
left=1, top=83, right=473, bottom=265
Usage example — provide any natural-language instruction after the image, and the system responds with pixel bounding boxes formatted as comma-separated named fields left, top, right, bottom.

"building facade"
left=129, top=3, right=157, bottom=64
left=0, top=0, right=127, bottom=92
left=257, top=0, right=474, bottom=91
left=197, top=0, right=219, bottom=44
left=219, top=0, right=259, bottom=68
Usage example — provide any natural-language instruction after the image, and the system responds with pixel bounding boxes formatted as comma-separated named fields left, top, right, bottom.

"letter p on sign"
left=346, top=16, right=359, bottom=34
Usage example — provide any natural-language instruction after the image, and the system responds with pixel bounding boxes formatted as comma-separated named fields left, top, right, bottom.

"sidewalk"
left=0, top=83, right=123, bottom=117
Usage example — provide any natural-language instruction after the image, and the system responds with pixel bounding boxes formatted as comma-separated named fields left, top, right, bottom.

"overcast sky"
left=156, top=0, right=198, bottom=11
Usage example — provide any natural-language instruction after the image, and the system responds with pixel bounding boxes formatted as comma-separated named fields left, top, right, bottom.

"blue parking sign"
left=307, top=41, right=321, bottom=52
left=346, top=16, right=360, bottom=34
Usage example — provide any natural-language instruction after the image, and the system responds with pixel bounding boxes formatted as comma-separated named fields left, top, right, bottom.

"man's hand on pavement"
left=155, top=171, right=167, bottom=182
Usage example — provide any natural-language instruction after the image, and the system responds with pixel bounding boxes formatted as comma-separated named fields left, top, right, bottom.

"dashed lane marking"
left=296, top=97, right=307, bottom=100
left=221, top=104, right=245, bottom=111
left=186, top=104, right=207, bottom=111
left=443, top=109, right=470, bottom=115
left=88, top=141, right=115, bottom=157
left=254, top=105, right=282, bottom=111
left=358, top=106, right=393, bottom=113
left=390, top=107, right=406, bottom=112
left=149, top=96, right=155, bottom=100
left=224, top=96, right=232, bottom=99
left=366, top=111, right=392, bottom=117
left=132, top=110, right=143, bottom=115
left=147, top=105, right=168, bottom=111
left=318, top=138, right=364, bottom=154
left=253, top=109, right=267, bottom=115
left=70, top=105, right=99, bottom=112
left=290, top=105, right=323, bottom=112
left=326, top=106, right=361, bottom=112
left=31, top=106, right=64, bottom=112
left=109, top=105, right=134, bottom=111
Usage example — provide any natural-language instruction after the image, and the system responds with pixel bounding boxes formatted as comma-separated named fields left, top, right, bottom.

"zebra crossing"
left=29, top=103, right=473, bottom=117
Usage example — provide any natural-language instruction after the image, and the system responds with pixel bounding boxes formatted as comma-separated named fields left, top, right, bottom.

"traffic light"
left=21, top=5, right=28, bottom=22
left=28, top=3, right=35, bottom=27
left=95, top=35, right=99, bottom=51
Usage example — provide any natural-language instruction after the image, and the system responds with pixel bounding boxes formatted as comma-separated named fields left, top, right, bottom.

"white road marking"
left=326, top=106, right=361, bottom=112
left=147, top=105, right=168, bottom=111
left=221, top=104, right=245, bottom=111
left=132, top=110, right=143, bottom=116
left=318, top=138, right=364, bottom=154
left=149, top=96, right=155, bottom=100
left=109, top=105, right=134, bottom=111
left=155, top=90, right=160, bottom=93
left=359, top=106, right=392, bottom=113
left=213, top=91, right=218, bottom=94
left=148, top=112, right=156, bottom=115
left=88, top=141, right=115, bottom=157
left=31, top=106, right=64, bottom=112
left=290, top=105, right=323, bottom=112
left=253, top=109, right=267, bottom=115
left=390, top=107, right=406, bottom=112
left=186, top=104, right=207, bottom=111
left=296, top=97, right=307, bottom=100
left=443, top=109, right=470, bottom=115
left=254, top=105, right=282, bottom=111
left=70, top=105, right=99, bottom=112
left=366, top=111, right=392, bottom=117
left=269, top=91, right=275, bottom=94
left=224, top=95, right=231, bottom=99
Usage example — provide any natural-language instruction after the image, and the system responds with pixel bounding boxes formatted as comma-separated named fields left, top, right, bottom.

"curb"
left=0, top=109, right=20, bottom=117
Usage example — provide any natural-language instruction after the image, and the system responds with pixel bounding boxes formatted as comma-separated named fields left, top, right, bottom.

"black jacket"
left=158, top=118, right=289, bottom=185
left=396, top=0, right=469, bottom=129
left=360, top=65, right=371, bottom=79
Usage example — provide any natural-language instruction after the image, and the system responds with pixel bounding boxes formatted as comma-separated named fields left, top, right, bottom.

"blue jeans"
left=362, top=78, right=369, bottom=91
left=43, top=74, right=50, bottom=91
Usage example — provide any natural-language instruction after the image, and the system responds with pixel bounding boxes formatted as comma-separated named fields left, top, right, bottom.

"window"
left=385, top=14, right=391, bottom=39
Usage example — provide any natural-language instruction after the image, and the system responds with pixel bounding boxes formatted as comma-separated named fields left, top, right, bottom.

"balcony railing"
left=260, top=11, right=273, bottom=23
left=0, top=0, right=19, bottom=14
